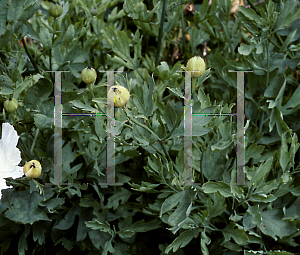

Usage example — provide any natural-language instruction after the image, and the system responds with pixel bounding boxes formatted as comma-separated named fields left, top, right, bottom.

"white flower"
left=0, top=123, right=23, bottom=200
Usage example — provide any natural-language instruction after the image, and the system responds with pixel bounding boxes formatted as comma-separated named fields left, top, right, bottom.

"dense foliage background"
left=1, top=0, right=300, bottom=254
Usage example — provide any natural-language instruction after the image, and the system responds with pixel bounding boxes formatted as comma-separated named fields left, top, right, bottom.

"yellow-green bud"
left=49, top=3, right=63, bottom=18
left=23, top=160, right=42, bottom=178
left=107, top=85, right=130, bottom=108
left=4, top=98, right=18, bottom=113
left=186, top=55, right=206, bottom=78
left=81, top=67, right=97, bottom=85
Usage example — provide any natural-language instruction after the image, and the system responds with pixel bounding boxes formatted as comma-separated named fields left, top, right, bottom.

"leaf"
left=165, top=229, right=200, bottom=253
left=222, top=222, right=248, bottom=245
left=33, top=114, right=53, bottom=131
left=206, top=192, right=227, bottom=220
left=102, top=26, right=140, bottom=70
left=260, top=209, right=298, bottom=241
left=238, top=6, right=264, bottom=26
left=106, top=187, right=131, bottom=210
left=201, top=144, right=231, bottom=181
left=200, top=231, right=211, bottom=255
left=4, top=190, right=52, bottom=224
left=39, top=28, right=52, bottom=50
left=160, top=189, right=193, bottom=217
left=126, top=219, right=161, bottom=232
left=102, top=237, right=115, bottom=255
left=167, top=87, right=185, bottom=100
left=0, top=0, right=41, bottom=48
left=248, top=193, right=277, bottom=203
left=143, top=74, right=155, bottom=117
left=0, top=73, right=15, bottom=95
left=163, top=103, right=177, bottom=132
left=202, top=181, right=232, bottom=197
left=24, top=78, right=53, bottom=110
left=85, top=220, right=113, bottom=235
left=71, top=100, right=98, bottom=113
left=249, top=157, right=273, bottom=188
left=275, top=0, right=300, bottom=30
left=245, top=143, right=264, bottom=165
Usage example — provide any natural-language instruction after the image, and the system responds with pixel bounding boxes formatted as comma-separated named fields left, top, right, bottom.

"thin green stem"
left=88, top=83, right=95, bottom=98
left=124, top=109, right=160, bottom=140
left=30, top=128, right=39, bottom=156
left=258, top=111, right=264, bottom=134
left=181, top=8, right=186, bottom=64
left=49, top=49, right=53, bottom=82
left=159, top=119, right=179, bottom=142
left=155, top=0, right=167, bottom=67
left=21, top=38, right=39, bottom=73
left=245, top=0, right=259, bottom=13
left=123, top=123, right=133, bottom=130
left=49, top=19, right=57, bottom=83
left=166, top=2, right=183, bottom=13
left=192, top=77, right=197, bottom=91
left=266, top=39, right=270, bottom=89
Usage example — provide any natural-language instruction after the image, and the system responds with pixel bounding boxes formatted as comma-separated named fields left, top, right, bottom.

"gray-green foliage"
left=0, top=0, right=300, bottom=254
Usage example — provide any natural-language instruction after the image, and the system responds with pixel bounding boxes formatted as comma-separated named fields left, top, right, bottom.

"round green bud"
left=4, top=98, right=18, bottom=113
left=81, top=67, right=97, bottom=85
left=49, top=3, right=63, bottom=18
left=107, top=85, right=130, bottom=108
left=23, top=160, right=42, bottom=178
left=90, top=7, right=98, bottom=16
left=186, top=55, right=206, bottom=78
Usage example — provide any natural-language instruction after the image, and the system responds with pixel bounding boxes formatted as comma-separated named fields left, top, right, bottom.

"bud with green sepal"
left=4, top=98, right=18, bottom=113
left=90, top=7, right=98, bottom=16
left=107, top=85, right=130, bottom=108
left=81, top=67, right=97, bottom=85
left=49, top=2, right=63, bottom=18
left=186, top=55, right=206, bottom=78
left=23, top=160, right=42, bottom=178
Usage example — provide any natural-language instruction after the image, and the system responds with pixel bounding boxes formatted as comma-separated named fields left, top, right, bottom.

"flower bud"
left=184, top=2, right=195, bottom=15
left=90, top=7, right=98, bottom=16
left=185, top=34, right=190, bottom=42
left=107, top=85, right=130, bottom=108
left=81, top=67, right=97, bottom=85
left=23, top=160, right=42, bottom=178
left=4, top=98, right=18, bottom=113
left=186, top=55, right=206, bottom=78
left=49, top=3, right=63, bottom=18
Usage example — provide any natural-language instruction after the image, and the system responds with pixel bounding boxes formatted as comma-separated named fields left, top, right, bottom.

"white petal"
left=0, top=123, right=22, bottom=173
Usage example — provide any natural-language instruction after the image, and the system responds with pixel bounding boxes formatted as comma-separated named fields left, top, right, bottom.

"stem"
left=124, top=109, right=160, bottom=140
left=21, top=38, right=39, bottom=73
left=245, top=0, right=260, bottom=13
left=192, top=77, right=197, bottom=91
left=88, top=83, right=95, bottom=98
left=30, top=128, right=39, bottom=156
left=49, top=19, right=57, bottom=83
left=181, top=8, right=186, bottom=64
left=258, top=111, right=264, bottom=134
left=266, top=39, right=270, bottom=89
left=158, top=118, right=179, bottom=142
left=155, top=0, right=167, bottom=67
left=49, top=49, right=53, bottom=82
